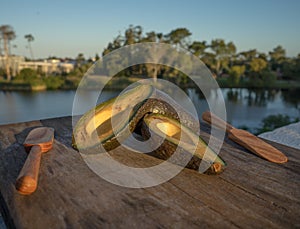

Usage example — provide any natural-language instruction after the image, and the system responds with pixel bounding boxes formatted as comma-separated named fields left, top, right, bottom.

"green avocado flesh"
left=141, top=113, right=226, bottom=174
left=72, top=84, right=154, bottom=151
left=72, top=84, right=200, bottom=153
left=72, top=84, right=225, bottom=174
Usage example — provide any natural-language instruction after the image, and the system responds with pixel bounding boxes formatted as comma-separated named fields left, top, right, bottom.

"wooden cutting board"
left=0, top=116, right=299, bottom=228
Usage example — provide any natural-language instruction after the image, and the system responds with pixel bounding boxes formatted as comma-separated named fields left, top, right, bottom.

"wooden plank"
left=0, top=116, right=299, bottom=228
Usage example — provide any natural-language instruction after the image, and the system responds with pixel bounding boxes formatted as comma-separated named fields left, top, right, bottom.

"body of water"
left=0, top=88, right=299, bottom=132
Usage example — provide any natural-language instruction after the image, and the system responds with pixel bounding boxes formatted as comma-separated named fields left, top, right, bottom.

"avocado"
left=72, top=84, right=154, bottom=152
left=141, top=113, right=226, bottom=174
left=72, top=85, right=201, bottom=154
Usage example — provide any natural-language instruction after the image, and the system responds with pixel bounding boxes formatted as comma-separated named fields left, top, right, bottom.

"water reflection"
left=281, top=88, right=300, bottom=112
left=186, top=88, right=299, bottom=132
left=225, top=89, right=278, bottom=107
left=0, top=89, right=299, bottom=130
left=226, top=89, right=239, bottom=103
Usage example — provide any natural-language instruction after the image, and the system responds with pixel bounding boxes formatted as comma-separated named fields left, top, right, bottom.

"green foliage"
left=269, top=45, right=286, bottom=71
left=29, top=78, right=45, bottom=87
left=43, top=76, right=64, bottom=90
left=249, top=58, right=268, bottom=72
left=69, top=63, right=92, bottom=78
left=3, top=24, right=300, bottom=90
left=228, top=65, right=245, bottom=86
left=261, top=71, right=277, bottom=87
left=246, top=70, right=276, bottom=87
left=208, top=39, right=236, bottom=76
left=239, top=49, right=257, bottom=61
left=255, top=114, right=299, bottom=135
left=165, top=28, right=191, bottom=48
left=269, top=45, right=286, bottom=61
left=63, top=76, right=81, bottom=89
left=0, top=68, right=6, bottom=78
left=13, top=68, right=38, bottom=83
left=282, top=56, right=300, bottom=81
left=98, top=25, right=300, bottom=88
left=188, top=41, right=207, bottom=57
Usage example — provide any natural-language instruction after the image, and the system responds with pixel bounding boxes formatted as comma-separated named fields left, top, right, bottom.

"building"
left=0, top=56, right=75, bottom=77
left=19, top=59, right=74, bottom=75
left=0, top=55, right=25, bottom=77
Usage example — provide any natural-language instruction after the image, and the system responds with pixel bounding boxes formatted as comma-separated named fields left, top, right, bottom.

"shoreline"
left=1, top=81, right=300, bottom=92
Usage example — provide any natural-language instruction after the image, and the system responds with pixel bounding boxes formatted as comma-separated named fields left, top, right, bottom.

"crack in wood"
left=219, top=177, right=289, bottom=212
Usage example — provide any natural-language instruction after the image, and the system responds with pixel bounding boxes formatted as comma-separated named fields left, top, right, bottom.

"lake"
left=0, top=88, right=299, bottom=133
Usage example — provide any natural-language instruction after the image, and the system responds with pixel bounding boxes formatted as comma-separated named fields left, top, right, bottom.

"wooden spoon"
left=202, top=111, right=288, bottom=164
left=16, top=127, right=54, bottom=195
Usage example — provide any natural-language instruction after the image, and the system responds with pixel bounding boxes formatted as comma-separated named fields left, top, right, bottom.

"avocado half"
left=141, top=113, right=226, bottom=174
left=72, top=84, right=154, bottom=152
left=72, top=84, right=201, bottom=154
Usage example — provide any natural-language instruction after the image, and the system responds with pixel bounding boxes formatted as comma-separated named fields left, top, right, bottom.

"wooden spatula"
left=16, top=127, right=54, bottom=195
left=202, top=111, right=288, bottom=164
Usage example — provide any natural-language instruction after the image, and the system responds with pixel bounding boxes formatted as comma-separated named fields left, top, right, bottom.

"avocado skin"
left=140, top=114, right=225, bottom=175
left=73, top=87, right=201, bottom=154
left=153, top=89, right=200, bottom=135
left=102, top=97, right=197, bottom=152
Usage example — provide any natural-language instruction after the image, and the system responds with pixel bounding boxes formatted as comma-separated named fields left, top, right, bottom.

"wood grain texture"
left=0, top=116, right=299, bottom=228
left=16, top=127, right=54, bottom=195
left=229, top=129, right=288, bottom=163
left=202, top=111, right=234, bottom=132
left=23, top=127, right=54, bottom=153
left=15, top=145, right=42, bottom=195
left=203, top=111, right=288, bottom=164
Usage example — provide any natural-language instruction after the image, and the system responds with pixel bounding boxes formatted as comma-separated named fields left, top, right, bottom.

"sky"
left=1, top=0, right=300, bottom=59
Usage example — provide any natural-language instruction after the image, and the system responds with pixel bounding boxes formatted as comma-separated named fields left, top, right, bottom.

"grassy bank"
left=1, top=76, right=300, bottom=91
left=216, top=78, right=300, bottom=89
left=0, top=81, right=46, bottom=91
left=0, top=76, right=143, bottom=91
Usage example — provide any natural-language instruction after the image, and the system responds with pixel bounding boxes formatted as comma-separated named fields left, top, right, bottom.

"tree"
left=188, top=41, right=207, bottom=57
left=239, top=49, right=257, bottom=61
left=14, top=68, right=38, bottom=82
left=124, top=25, right=143, bottom=45
left=76, top=53, right=85, bottom=67
left=269, top=45, right=286, bottom=72
left=0, top=25, right=16, bottom=81
left=247, top=58, right=275, bottom=87
left=142, top=31, right=157, bottom=42
left=249, top=58, right=267, bottom=72
left=282, top=54, right=300, bottom=81
left=102, top=35, right=123, bottom=56
left=201, top=52, right=216, bottom=75
left=269, top=45, right=286, bottom=63
left=24, top=34, right=34, bottom=60
left=229, top=65, right=245, bottom=85
left=209, top=39, right=236, bottom=76
left=256, top=114, right=299, bottom=135
left=165, top=28, right=191, bottom=49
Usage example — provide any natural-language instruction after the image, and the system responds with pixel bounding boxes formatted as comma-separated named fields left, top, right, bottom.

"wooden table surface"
left=0, top=116, right=299, bottom=228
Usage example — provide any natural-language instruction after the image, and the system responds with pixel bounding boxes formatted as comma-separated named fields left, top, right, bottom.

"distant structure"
left=19, top=59, right=74, bottom=75
left=0, top=55, right=25, bottom=77
left=0, top=56, right=75, bottom=77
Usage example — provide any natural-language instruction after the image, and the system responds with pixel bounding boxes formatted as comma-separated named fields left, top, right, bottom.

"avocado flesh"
left=72, top=85, right=201, bottom=154
left=72, top=84, right=154, bottom=151
left=142, top=113, right=226, bottom=174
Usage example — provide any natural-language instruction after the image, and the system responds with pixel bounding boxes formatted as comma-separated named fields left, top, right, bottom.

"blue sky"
left=1, top=0, right=300, bottom=58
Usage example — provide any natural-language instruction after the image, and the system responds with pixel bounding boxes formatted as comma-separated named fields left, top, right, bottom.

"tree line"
left=1, top=24, right=300, bottom=88
left=0, top=25, right=35, bottom=81
left=101, top=25, right=300, bottom=87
